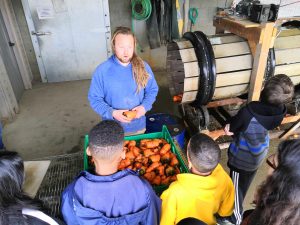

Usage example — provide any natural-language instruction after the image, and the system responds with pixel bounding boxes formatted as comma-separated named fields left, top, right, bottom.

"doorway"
left=22, top=0, right=111, bottom=82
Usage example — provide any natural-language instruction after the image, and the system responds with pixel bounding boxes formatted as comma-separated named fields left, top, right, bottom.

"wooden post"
left=248, top=23, right=276, bottom=102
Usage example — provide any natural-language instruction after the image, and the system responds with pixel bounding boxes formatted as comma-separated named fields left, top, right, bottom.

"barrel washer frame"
left=183, top=32, right=216, bottom=106
left=194, top=31, right=217, bottom=105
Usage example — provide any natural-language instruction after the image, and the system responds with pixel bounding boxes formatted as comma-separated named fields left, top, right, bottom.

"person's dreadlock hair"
left=111, top=26, right=149, bottom=92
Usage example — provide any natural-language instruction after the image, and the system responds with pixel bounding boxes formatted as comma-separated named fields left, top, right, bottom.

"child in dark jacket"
left=61, top=120, right=161, bottom=225
left=224, top=74, right=294, bottom=225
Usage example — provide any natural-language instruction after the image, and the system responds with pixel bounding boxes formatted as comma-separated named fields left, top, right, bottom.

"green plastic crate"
left=83, top=125, right=189, bottom=195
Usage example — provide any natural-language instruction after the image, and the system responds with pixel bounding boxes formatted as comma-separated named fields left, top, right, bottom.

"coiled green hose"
left=131, top=0, right=152, bottom=20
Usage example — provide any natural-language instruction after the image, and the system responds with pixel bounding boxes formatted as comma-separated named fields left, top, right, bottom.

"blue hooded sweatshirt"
left=88, top=55, right=159, bottom=133
left=61, top=170, right=161, bottom=225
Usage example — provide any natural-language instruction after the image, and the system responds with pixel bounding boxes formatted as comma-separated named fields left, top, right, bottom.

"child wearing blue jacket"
left=61, top=120, right=161, bottom=225
left=224, top=74, right=294, bottom=225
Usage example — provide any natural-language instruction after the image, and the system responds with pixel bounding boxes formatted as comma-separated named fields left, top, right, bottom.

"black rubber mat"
left=35, top=152, right=83, bottom=218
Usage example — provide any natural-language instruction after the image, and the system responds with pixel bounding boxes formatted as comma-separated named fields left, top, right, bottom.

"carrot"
left=149, top=154, right=160, bottom=163
left=123, top=147, right=129, bottom=153
left=118, top=160, right=127, bottom=170
left=123, top=140, right=129, bottom=147
left=123, top=158, right=131, bottom=167
left=155, top=165, right=165, bottom=176
left=146, top=162, right=161, bottom=173
left=161, top=152, right=171, bottom=164
left=123, top=110, right=137, bottom=120
left=141, top=157, right=149, bottom=166
left=127, top=165, right=133, bottom=170
left=143, top=171, right=156, bottom=182
left=140, top=139, right=151, bottom=145
left=140, top=146, right=148, bottom=151
left=174, top=166, right=181, bottom=174
left=161, top=176, right=171, bottom=185
left=160, top=143, right=171, bottom=155
left=145, top=140, right=160, bottom=148
left=173, top=95, right=182, bottom=103
left=134, top=162, right=142, bottom=169
left=169, top=175, right=177, bottom=182
left=143, top=149, right=155, bottom=157
left=165, top=166, right=175, bottom=176
left=135, top=154, right=143, bottom=162
left=127, top=140, right=136, bottom=147
left=161, top=139, right=168, bottom=145
left=131, top=146, right=141, bottom=157
left=170, top=155, right=179, bottom=166
left=152, top=148, right=159, bottom=154
left=152, top=176, right=161, bottom=186
left=126, top=151, right=135, bottom=161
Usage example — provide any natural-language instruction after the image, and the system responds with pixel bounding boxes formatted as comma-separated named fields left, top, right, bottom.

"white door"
left=22, top=0, right=111, bottom=82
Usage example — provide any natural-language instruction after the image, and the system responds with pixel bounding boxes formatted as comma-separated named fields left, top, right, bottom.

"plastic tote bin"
left=146, top=113, right=185, bottom=150
left=83, top=125, right=189, bottom=195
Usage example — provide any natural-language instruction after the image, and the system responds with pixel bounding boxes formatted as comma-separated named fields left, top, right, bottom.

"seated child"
left=61, top=120, right=161, bottom=225
left=0, top=151, right=61, bottom=225
left=160, top=133, right=234, bottom=225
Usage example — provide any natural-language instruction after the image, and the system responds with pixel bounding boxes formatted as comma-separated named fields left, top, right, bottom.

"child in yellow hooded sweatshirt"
left=160, top=133, right=234, bottom=225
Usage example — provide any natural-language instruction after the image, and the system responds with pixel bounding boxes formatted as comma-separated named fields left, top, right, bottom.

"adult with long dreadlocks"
left=88, top=26, right=158, bottom=135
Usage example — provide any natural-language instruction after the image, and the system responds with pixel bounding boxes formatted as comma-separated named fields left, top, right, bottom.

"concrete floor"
left=2, top=71, right=178, bottom=160
left=2, top=71, right=279, bottom=210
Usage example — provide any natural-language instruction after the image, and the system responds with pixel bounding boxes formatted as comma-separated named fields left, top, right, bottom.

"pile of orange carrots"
left=118, top=138, right=181, bottom=186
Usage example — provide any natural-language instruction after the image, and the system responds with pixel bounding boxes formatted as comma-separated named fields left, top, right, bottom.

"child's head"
left=260, top=74, right=294, bottom=105
left=187, top=133, right=220, bottom=174
left=0, top=151, right=24, bottom=204
left=87, top=120, right=124, bottom=161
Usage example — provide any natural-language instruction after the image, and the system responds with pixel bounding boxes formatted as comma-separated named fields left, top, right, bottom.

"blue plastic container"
left=146, top=113, right=185, bottom=149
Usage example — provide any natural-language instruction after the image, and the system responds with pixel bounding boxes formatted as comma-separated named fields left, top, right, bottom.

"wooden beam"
left=216, top=55, right=252, bottom=73
left=213, top=17, right=262, bottom=55
left=248, top=23, right=276, bottom=102
left=216, top=70, right=251, bottom=87
left=175, top=40, right=193, bottom=49
left=275, top=63, right=300, bottom=76
left=213, top=41, right=250, bottom=58
left=179, top=49, right=197, bottom=62
left=214, top=84, right=248, bottom=99
left=275, top=48, right=300, bottom=65
left=281, top=114, right=300, bottom=124
left=209, top=34, right=245, bottom=45
left=184, top=62, right=198, bottom=77
left=279, top=119, right=300, bottom=140
left=207, top=97, right=245, bottom=108
left=275, top=35, right=300, bottom=49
